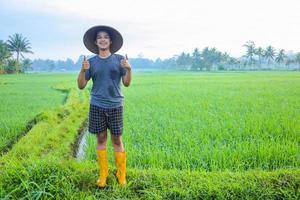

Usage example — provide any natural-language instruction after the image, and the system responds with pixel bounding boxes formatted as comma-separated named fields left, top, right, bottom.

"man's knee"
left=97, top=131, right=107, bottom=144
left=111, top=135, right=122, bottom=146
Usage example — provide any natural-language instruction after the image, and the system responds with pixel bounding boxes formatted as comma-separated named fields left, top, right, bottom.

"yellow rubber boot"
left=96, top=149, right=108, bottom=187
left=114, top=151, right=126, bottom=186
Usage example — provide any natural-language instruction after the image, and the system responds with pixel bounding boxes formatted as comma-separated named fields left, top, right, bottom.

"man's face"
left=95, top=31, right=112, bottom=51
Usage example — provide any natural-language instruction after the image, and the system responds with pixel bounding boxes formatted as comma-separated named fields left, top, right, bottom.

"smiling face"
left=95, top=31, right=112, bottom=52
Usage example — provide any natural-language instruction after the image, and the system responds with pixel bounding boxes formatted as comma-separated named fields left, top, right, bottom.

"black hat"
left=83, top=25, right=123, bottom=54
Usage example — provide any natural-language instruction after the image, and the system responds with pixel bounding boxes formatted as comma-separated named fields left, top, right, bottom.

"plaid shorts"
left=88, top=104, right=123, bottom=136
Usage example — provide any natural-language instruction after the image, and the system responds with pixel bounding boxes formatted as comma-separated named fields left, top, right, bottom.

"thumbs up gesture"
left=121, top=54, right=131, bottom=70
left=81, top=55, right=90, bottom=72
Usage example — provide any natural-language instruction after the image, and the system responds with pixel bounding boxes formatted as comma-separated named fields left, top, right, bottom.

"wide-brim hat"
left=83, top=25, right=123, bottom=54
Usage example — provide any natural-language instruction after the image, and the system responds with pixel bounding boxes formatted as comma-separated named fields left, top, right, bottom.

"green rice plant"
left=84, top=71, right=300, bottom=171
left=0, top=73, right=74, bottom=153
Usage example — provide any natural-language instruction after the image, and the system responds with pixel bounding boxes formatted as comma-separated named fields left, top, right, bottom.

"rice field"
left=0, top=73, right=70, bottom=153
left=0, top=71, right=299, bottom=199
left=84, top=71, right=300, bottom=171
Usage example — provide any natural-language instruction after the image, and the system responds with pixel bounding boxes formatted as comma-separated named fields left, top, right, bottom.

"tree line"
left=174, top=41, right=300, bottom=71
left=1, top=34, right=300, bottom=74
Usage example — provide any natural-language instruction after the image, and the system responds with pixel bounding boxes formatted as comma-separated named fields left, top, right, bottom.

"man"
left=77, top=25, right=132, bottom=187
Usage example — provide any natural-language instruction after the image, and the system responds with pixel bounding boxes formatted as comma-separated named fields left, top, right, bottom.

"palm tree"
left=264, top=46, right=275, bottom=66
left=6, top=33, right=33, bottom=64
left=255, top=47, right=264, bottom=68
left=176, top=52, right=192, bottom=70
left=0, top=40, right=12, bottom=73
left=192, top=48, right=201, bottom=70
left=176, top=52, right=185, bottom=70
left=243, top=40, right=256, bottom=67
left=275, top=49, right=286, bottom=67
left=295, top=52, right=300, bottom=70
left=22, top=58, right=33, bottom=72
left=6, top=59, right=19, bottom=74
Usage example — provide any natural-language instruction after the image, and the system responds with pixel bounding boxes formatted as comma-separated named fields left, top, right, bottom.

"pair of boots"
left=96, top=149, right=126, bottom=187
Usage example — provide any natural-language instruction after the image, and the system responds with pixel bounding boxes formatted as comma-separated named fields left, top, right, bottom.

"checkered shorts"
left=88, top=104, right=123, bottom=136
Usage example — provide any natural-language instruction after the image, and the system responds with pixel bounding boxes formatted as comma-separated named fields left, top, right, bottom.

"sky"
left=0, top=0, right=299, bottom=61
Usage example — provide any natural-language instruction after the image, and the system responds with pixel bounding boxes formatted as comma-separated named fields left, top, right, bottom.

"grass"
left=1, top=159, right=299, bottom=199
left=0, top=71, right=299, bottom=199
left=0, top=81, right=89, bottom=163
left=0, top=73, right=72, bottom=153
left=84, top=71, right=300, bottom=171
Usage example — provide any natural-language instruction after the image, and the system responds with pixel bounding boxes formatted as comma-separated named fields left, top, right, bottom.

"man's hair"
left=95, top=30, right=112, bottom=41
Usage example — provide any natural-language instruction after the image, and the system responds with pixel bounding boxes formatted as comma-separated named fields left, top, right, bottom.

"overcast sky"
left=1, top=0, right=299, bottom=61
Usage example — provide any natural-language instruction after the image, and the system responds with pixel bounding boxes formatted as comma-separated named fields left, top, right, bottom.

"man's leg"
left=97, top=130, right=107, bottom=149
left=111, top=133, right=126, bottom=186
left=96, top=130, right=108, bottom=187
left=111, top=134, right=124, bottom=152
left=109, top=106, right=124, bottom=152
left=108, top=106, right=126, bottom=186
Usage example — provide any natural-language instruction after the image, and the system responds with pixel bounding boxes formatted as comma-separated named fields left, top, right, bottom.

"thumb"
left=83, top=55, right=87, bottom=61
left=125, top=54, right=128, bottom=60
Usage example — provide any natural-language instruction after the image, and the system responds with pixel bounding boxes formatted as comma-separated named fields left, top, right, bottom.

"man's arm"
left=77, top=56, right=90, bottom=89
left=120, top=54, right=132, bottom=87
left=77, top=69, right=88, bottom=89
left=122, top=68, right=131, bottom=87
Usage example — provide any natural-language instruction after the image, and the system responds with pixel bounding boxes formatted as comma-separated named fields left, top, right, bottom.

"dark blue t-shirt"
left=85, top=54, right=127, bottom=108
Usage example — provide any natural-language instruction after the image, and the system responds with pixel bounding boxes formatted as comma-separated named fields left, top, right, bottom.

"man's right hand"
left=81, top=56, right=90, bottom=72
